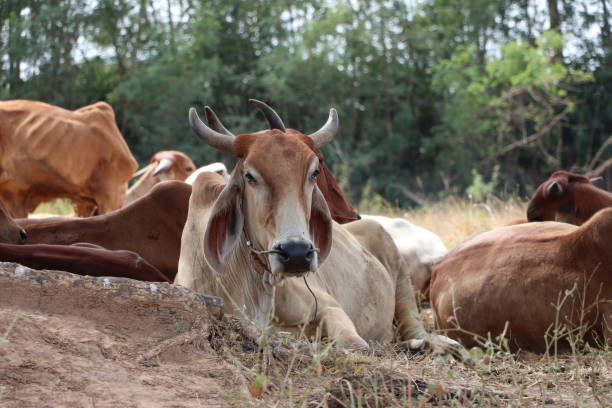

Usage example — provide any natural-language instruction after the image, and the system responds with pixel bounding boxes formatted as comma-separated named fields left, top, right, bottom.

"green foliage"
left=431, top=29, right=595, bottom=191
left=1, top=0, right=611, bottom=205
left=466, top=165, right=500, bottom=202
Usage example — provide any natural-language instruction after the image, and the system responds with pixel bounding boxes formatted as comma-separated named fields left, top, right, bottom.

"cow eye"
left=245, top=172, right=257, bottom=183
left=185, top=167, right=194, bottom=172
left=310, top=169, right=320, bottom=180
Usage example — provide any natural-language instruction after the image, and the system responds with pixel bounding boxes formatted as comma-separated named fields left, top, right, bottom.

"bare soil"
left=0, top=263, right=250, bottom=407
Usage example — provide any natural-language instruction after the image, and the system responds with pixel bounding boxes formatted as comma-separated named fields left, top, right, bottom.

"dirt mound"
left=0, top=263, right=250, bottom=407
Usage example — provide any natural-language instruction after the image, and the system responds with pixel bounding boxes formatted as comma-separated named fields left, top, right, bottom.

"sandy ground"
left=0, top=263, right=250, bottom=408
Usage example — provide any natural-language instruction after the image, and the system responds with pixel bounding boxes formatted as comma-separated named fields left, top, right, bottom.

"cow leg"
left=395, top=266, right=472, bottom=363
left=72, top=199, right=96, bottom=217
left=275, top=278, right=368, bottom=349
left=316, top=302, right=369, bottom=349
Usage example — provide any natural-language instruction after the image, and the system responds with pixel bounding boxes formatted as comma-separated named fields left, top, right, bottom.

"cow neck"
left=222, top=233, right=276, bottom=327
left=242, top=227, right=286, bottom=294
left=125, top=167, right=154, bottom=205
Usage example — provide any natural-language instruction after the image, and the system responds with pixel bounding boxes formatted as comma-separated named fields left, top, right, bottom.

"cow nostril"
left=273, top=244, right=289, bottom=263
left=274, top=241, right=315, bottom=272
left=19, top=229, right=27, bottom=244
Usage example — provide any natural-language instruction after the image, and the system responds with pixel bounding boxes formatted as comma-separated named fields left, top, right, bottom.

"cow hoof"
left=400, top=338, right=426, bottom=354
left=337, top=335, right=369, bottom=351
left=430, top=335, right=473, bottom=367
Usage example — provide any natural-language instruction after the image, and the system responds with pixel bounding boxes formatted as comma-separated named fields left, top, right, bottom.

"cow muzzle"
left=269, top=238, right=317, bottom=276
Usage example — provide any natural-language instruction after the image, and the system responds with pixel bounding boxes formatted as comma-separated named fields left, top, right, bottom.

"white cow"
left=361, top=215, right=447, bottom=299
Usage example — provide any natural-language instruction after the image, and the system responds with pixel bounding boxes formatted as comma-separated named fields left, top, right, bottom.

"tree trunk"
left=547, top=0, right=563, bottom=62
left=602, top=0, right=611, bottom=48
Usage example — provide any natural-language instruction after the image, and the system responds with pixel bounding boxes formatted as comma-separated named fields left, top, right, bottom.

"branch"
left=480, top=105, right=570, bottom=164
left=588, top=157, right=612, bottom=178
left=388, top=183, right=427, bottom=206
left=468, top=85, right=530, bottom=126
left=586, top=135, right=612, bottom=173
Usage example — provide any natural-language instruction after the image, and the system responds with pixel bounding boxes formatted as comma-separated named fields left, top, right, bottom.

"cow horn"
left=589, top=176, right=604, bottom=185
left=152, top=158, right=174, bottom=176
left=309, top=108, right=338, bottom=149
left=204, top=106, right=235, bottom=136
left=248, top=99, right=287, bottom=132
left=131, top=165, right=150, bottom=180
left=189, top=107, right=236, bottom=155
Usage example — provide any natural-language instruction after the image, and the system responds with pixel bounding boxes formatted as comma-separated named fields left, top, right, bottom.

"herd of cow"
left=0, top=99, right=611, bottom=364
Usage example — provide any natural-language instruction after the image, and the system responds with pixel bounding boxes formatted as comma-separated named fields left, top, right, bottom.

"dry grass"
left=211, top=315, right=612, bottom=407
left=31, top=198, right=75, bottom=217
left=371, top=196, right=527, bottom=249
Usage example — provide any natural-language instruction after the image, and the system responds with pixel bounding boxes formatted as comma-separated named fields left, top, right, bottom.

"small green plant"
left=358, top=183, right=391, bottom=214
left=465, top=165, right=500, bottom=202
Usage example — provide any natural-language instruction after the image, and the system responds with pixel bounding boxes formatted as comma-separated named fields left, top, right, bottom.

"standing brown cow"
left=0, top=100, right=138, bottom=217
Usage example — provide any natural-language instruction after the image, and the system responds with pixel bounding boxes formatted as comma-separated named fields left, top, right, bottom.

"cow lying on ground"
left=18, top=181, right=191, bottom=281
left=527, top=170, right=612, bottom=225
left=360, top=215, right=447, bottom=300
left=175, top=100, right=468, bottom=359
left=125, top=150, right=196, bottom=205
left=430, top=208, right=612, bottom=352
left=0, top=198, right=168, bottom=281
left=0, top=100, right=138, bottom=217
left=0, top=243, right=169, bottom=282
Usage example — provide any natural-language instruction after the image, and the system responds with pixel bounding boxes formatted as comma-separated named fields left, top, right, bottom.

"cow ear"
left=310, top=185, right=333, bottom=267
left=204, top=173, right=244, bottom=273
left=546, top=180, right=563, bottom=198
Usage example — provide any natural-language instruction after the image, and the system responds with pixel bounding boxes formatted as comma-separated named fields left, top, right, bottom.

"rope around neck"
left=303, top=275, right=318, bottom=326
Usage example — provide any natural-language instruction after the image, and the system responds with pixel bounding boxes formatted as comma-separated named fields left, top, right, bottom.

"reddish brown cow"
left=527, top=170, right=612, bottom=225
left=430, top=208, right=612, bottom=352
left=125, top=150, right=196, bottom=205
left=0, top=243, right=169, bottom=282
left=0, top=100, right=138, bottom=217
left=19, top=181, right=191, bottom=281
left=0, top=196, right=167, bottom=281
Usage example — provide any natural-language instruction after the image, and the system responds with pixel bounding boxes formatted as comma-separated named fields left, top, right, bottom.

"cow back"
left=22, top=181, right=192, bottom=280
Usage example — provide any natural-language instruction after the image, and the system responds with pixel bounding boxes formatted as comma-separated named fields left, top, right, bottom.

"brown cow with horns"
left=125, top=150, right=196, bottom=205
left=175, top=99, right=469, bottom=360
